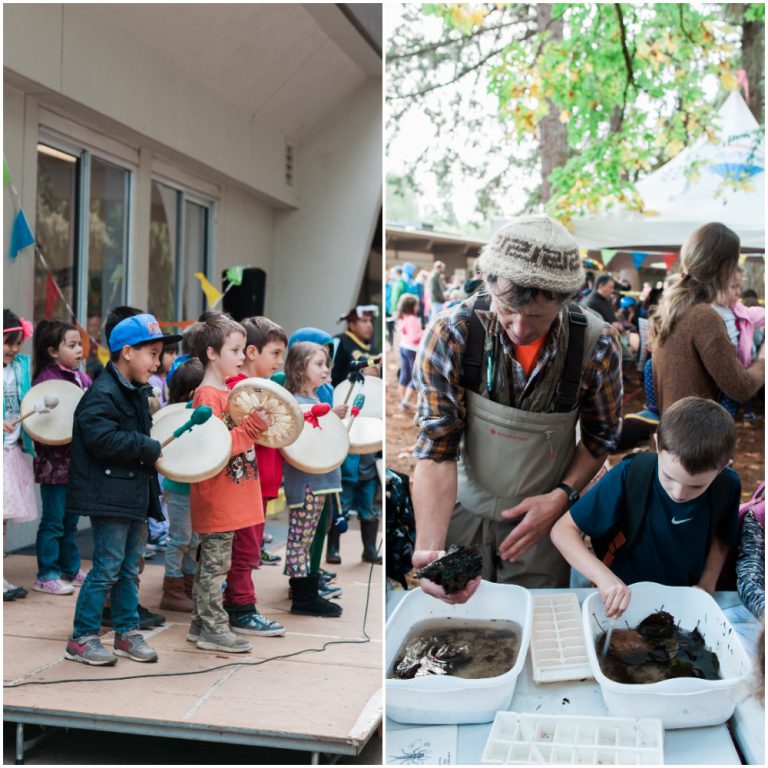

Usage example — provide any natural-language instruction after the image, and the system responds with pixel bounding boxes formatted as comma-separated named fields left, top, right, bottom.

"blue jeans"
left=71, top=517, right=146, bottom=638
left=36, top=485, right=81, bottom=581
left=164, top=492, right=199, bottom=578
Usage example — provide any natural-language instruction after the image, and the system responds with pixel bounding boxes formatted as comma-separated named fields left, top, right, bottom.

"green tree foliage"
left=388, top=3, right=756, bottom=225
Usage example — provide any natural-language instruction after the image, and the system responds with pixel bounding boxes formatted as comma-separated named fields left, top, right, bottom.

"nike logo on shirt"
left=671, top=516, right=694, bottom=525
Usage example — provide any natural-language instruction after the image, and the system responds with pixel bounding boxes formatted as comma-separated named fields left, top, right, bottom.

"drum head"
left=333, top=375, right=383, bottom=419
left=228, top=377, right=304, bottom=448
left=345, top=416, right=383, bottom=455
left=151, top=409, right=232, bottom=483
left=20, top=379, right=83, bottom=446
left=152, top=401, right=191, bottom=425
left=280, top=405, right=349, bottom=474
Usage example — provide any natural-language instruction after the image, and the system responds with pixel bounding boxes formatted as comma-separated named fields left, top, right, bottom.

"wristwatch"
left=554, top=482, right=580, bottom=508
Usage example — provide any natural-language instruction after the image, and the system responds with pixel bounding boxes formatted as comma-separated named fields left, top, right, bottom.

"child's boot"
left=159, top=576, right=193, bottom=612
left=360, top=519, right=382, bottom=564
left=183, top=572, right=195, bottom=599
left=290, top=574, right=342, bottom=617
left=326, top=525, right=342, bottom=564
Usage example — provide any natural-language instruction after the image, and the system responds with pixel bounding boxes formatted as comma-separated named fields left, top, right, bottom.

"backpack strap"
left=594, top=452, right=656, bottom=567
left=461, top=293, right=491, bottom=392
left=552, top=304, right=587, bottom=413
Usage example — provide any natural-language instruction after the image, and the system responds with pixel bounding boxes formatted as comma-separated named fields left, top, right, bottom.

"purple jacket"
left=32, top=364, right=92, bottom=485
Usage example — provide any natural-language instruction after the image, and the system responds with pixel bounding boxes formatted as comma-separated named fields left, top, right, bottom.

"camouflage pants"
left=191, top=531, right=234, bottom=633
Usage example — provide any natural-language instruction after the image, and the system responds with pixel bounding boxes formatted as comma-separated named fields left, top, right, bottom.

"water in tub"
left=597, top=609, right=722, bottom=684
left=389, top=617, right=522, bottom=679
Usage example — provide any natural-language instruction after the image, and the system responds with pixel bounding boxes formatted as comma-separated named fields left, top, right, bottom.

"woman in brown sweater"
left=652, top=223, right=765, bottom=415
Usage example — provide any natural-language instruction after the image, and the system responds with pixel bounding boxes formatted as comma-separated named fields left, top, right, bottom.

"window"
left=148, top=180, right=213, bottom=322
left=34, top=139, right=132, bottom=378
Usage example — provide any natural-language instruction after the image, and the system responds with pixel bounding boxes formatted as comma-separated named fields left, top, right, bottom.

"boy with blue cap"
left=64, top=312, right=181, bottom=666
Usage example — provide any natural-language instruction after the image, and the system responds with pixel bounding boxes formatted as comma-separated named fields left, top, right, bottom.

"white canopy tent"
left=571, top=92, right=765, bottom=250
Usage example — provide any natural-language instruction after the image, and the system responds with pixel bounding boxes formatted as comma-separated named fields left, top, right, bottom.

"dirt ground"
left=385, top=341, right=765, bottom=502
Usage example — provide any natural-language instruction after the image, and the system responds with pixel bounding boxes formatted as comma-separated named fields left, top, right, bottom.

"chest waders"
left=447, top=297, right=606, bottom=588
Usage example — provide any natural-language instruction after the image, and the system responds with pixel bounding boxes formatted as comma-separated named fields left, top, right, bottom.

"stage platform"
left=3, top=531, right=382, bottom=764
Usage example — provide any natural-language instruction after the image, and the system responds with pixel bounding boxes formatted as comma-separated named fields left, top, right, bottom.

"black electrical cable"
left=4, top=544, right=380, bottom=689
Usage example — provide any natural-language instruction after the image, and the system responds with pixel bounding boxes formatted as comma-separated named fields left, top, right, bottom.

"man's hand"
left=498, top=490, right=567, bottom=562
left=412, top=549, right=481, bottom=605
left=595, top=573, right=631, bottom=619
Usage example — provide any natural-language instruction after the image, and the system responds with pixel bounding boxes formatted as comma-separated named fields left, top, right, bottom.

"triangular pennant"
left=739, top=253, right=748, bottom=265
left=631, top=251, right=648, bottom=270
left=75, top=322, right=90, bottom=360
left=3, top=158, right=11, bottom=189
left=601, top=249, right=617, bottom=266
left=225, top=266, right=244, bottom=287
left=96, top=345, right=111, bottom=367
left=194, top=272, right=222, bottom=308
left=45, top=273, right=61, bottom=319
left=662, top=253, right=678, bottom=271
left=9, top=210, right=35, bottom=260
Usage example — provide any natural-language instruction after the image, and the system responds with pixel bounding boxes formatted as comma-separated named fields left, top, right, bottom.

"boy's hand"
left=332, top=404, right=348, bottom=419
left=412, top=549, right=481, bottom=605
left=3, top=420, right=15, bottom=433
left=596, top=575, right=631, bottom=619
left=242, top=409, right=270, bottom=439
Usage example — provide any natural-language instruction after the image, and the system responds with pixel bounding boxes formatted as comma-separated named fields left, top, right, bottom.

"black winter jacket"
left=66, top=362, right=163, bottom=522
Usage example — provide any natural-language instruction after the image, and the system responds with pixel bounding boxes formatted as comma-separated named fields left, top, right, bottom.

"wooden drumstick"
left=12, top=395, right=59, bottom=426
left=346, top=394, right=366, bottom=432
left=160, top=405, right=212, bottom=448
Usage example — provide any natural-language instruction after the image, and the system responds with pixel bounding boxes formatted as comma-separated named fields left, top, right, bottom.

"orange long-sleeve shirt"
left=189, top=386, right=264, bottom=533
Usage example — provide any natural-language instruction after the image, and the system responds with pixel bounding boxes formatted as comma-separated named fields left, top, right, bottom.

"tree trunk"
left=741, top=15, right=765, bottom=123
left=536, top=5, right=569, bottom=204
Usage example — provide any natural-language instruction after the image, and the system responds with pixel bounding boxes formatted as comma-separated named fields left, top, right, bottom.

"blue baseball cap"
left=108, top=313, right=183, bottom=352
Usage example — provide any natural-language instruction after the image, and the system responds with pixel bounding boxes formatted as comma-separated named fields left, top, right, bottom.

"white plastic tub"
left=582, top=581, right=752, bottom=728
left=386, top=580, right=532, bottom=724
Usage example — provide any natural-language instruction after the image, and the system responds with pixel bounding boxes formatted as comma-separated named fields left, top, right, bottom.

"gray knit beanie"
left=477, top=215, right=583, bottom=294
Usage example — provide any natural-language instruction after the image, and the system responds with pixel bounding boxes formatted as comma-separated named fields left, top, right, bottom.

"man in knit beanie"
left=410, top=215, right=624, bottom=600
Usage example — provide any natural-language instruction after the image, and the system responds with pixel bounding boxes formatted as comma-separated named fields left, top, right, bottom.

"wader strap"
left=552, top=304, right=587, bottom=413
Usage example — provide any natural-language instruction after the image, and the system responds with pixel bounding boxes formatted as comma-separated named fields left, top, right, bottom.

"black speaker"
left=222, top=267, right=267, bottom=320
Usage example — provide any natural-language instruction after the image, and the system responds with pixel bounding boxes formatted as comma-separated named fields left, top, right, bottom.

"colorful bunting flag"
left=631, top=251, right=647, bottom=270
left=9, top=209, right=35, bottom=260
left=3, top=158, right=11, bottom=189
left=194, top=272, right=222, bottom=308
left=739, top=254, right=748, bottom=265
left=75, top=322, right=91, bottom=360
left=662, top=253, right=678, bottom=271
left=225, top=266, right=244, bottom=287
left=601, top=249, right=617, bottom=266
left=44, top=272, right=62, bottom=319
left=96, top=345, right=111, bottom=367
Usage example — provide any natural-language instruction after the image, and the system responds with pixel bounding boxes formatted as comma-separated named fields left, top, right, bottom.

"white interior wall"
left=271, top=80, right=382, bottom=336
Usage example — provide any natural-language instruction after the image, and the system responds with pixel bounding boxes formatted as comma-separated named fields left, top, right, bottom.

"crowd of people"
left=3, top=301, right=382, bottom=665
left=387, top=217, right=764, bottom=634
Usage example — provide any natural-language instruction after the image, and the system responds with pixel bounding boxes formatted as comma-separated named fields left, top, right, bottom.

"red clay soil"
left=385, top=347, right=765, bottom=502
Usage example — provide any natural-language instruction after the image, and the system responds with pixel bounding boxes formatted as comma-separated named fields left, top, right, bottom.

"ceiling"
left=98, top=3, right=380, bottom=140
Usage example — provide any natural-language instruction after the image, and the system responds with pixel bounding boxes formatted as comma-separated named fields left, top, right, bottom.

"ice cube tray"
left=481, top=712, right=664, bottom=765
left=531, top=593, right=592, bottom=683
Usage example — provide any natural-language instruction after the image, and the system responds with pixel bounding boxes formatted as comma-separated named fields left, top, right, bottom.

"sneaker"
left=4, top=585, right=27, bottom=600
left=65, top=635, right=118, bottom=666
left=260, top=549, right=281, bottom=566
left=114, top=631, right=158, bottom=662
left=62, top=569, right=88, bottom=588
left=3, top=589, right=15, bottom=601
left=229, top=610, right=286, bottom=637
left=142, top=547, right=156, bottom=560
left=263, top=532, right=274, bottom=544
left=196, top=628, right=252, bottom=653
left=319, top=582, right=342, bottom=599
left=146, top=534, right=169, bottom=550
left=33, top=578, right=75, bottom=595
left=743, top=411, right=757, bottom=422
left=138, top=604, right=166, bottom=628
left=186, top=619, right=203, bottom=643
left=319, top=568, right=337, bottom=583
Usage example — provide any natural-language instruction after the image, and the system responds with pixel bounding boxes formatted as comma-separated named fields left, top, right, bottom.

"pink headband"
left=4, top=317, right=33, bottom=341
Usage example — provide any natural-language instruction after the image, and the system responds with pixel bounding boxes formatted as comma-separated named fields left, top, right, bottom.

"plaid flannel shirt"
left=413, top=301, right=623, bottom=461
